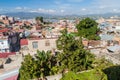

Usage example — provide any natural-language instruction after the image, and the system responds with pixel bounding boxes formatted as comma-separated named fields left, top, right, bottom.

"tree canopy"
left=56, top=29, right=95, bottom=72
left=18, top=28, right=117, bottom=80
left=19, top=51, right=59, bottom=80
left=61, top=69, right=107, bottom=80
left=36, top=16, right=44, bottom=23
left=76, top=18, right=100, bottom=40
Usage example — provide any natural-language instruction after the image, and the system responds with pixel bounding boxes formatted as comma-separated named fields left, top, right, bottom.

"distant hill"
left=2, top=12, right=55, bottom=19
left=1, top=12, right=120, bottom=19
left=86, top=13, right=120, bottom=18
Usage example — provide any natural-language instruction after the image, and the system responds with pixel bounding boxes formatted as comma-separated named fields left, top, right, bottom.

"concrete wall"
left=28, top=38, right=57, bottom=51
left=21, top=38, right=57, bottom=55
left=105, top=54, right=120, bottom=65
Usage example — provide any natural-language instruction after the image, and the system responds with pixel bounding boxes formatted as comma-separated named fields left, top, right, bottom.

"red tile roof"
left=20, top=39, right=28, bottom=46
left=0, top=28, right=8, bottom=33
left=0, top=52, right=16, bottom=58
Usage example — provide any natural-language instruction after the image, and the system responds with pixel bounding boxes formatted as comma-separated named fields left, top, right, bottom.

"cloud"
left=92, top=0, right=120, bottom=11
left=99, top=6, right=106, bottom=9
left=29, top=8, right=56, bottom=14
left=15, top=7, right=22, bottom=10
left=78, top=0, right=120, bottom=14
left=15, top=7, right=29, bottom=11
left=60, top=10, right=65, bottom=13
left=113, top=9, right=117, bottom=12
left=81, top=8, right=86, bottom=11
left=67, top=0, right=83, bottom=2
left=112, top=9, right=120, bottom=13
left=48, top=9, right=56, bottom=13
left=29, top=10, right=38, bottom=13
left=93, top=0, right=120, bottom=7
left=38, top=8, right=56, bottom=13
left=2, top=0, right=120, bottom=15
left=54, top=0, right=83, bottom=3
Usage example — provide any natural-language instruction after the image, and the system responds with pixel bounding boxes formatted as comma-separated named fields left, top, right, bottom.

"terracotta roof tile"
left=20, top=39, right=28, bottom=45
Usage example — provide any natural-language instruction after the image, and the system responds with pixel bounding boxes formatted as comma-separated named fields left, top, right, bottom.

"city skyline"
left=0, top=0, right=120, bottom=15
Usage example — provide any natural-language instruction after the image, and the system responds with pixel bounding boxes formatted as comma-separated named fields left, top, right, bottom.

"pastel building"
left=21, top=38, right=57, bottom=55
left=0, top=39, right=10, bottom=53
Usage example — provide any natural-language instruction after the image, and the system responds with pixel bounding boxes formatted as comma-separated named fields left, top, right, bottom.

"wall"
left=0, top=39, right=9, bottom=53
left=22, top=38, right=57, bottom=55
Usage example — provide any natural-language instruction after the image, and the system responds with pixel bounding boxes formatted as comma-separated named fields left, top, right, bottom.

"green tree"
left=23, top=25, right=32, bottom=30
left=36, top=50, right=59, bottom=77
left=56, top=28, right=81, bottom=51
left=76, top=17, right=100, bottom=40
left=93, top=58, right=113, bottom=70
left=19, top=51, right=59, bottom=80
left=61, top=69, right=108, bottom=80
left=103, top=66, right=120, bottom=80
left=0, top=21, right=4, bottom=24
left=36, top=16, right=44, bottom=23
left=56, top=29, right=95, bottom=72
left=19, top=54, right=38, bottom=80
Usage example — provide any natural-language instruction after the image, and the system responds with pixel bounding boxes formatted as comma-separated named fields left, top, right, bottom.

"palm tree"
left=19, top=51, right=59, bottom=80
left=35, top=50, right=59, bottom=79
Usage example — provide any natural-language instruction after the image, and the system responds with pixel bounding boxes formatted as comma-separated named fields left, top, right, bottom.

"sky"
left=0, top=0, right=120, bottom=15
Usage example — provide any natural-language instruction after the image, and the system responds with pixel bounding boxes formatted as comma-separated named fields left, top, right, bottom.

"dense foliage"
left=22, top=25, right=32, bottom=30
left=56, top=29, right=95, bottom=72
left=0, top=21, right=4, bottom=24
left=93, top=58, right=113, bottom=69
left=19, top=54, right=35, bottom=80
left=61, top=69, right=107, bottom=80
left=76, top=18, right=100, bottom=40
left=19, top=51, right=59, bottom=80
left=103, top=66, right=120, bottom=80
left=36, top=16, right=44, bottom=23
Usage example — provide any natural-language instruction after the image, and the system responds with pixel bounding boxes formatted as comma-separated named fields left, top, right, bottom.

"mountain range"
left=1, top=12, right=120, bottom=19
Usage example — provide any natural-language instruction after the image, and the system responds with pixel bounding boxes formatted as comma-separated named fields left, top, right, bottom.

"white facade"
left=0, top=39, right=9, bottom=53
left=115, top=26, right=120, bottom=30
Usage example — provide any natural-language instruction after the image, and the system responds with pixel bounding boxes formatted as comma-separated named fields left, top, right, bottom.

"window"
left=32, top=42, right=38, bottom=49
left=45, top=40, right=50, bottom=46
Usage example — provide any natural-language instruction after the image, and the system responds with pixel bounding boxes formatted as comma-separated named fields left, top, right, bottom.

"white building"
left=0, top=39, right=9, bottom=53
